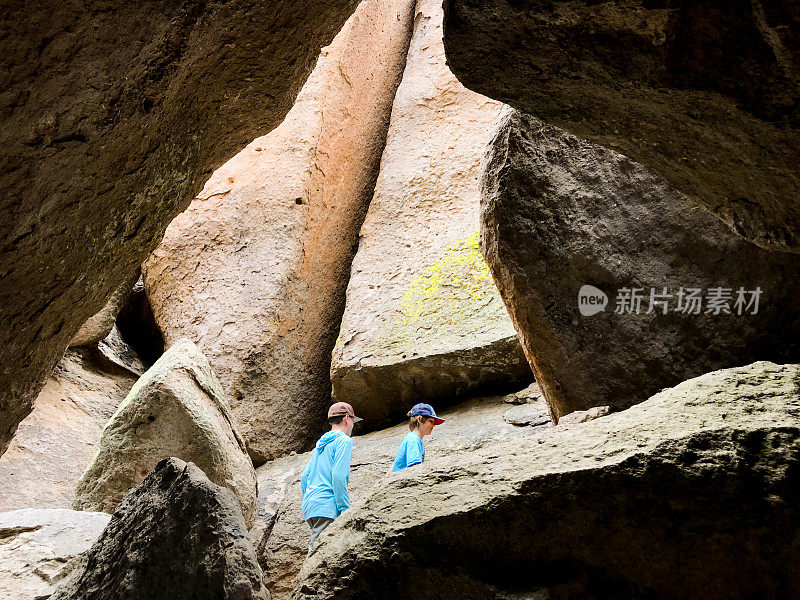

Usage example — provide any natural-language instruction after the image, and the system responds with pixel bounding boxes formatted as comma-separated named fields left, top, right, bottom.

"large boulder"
left=480, top=109, right=800, bottom=421
left=255, top=389, right=551, bottom=599
left=52, top=457, right=268, bottom=600
left=0, top=508, right=111, bottom=600
left=442, top=0, right=800, bottom=253
left=0, top=0, right=360, bottom=457
left=0, top=348, right=136, bottom=512
left=72, top=339, right=257, bottom=528
left=142, top=0, right=416, bottom=464
left=330, top=0, right=531, bottom=429
left=293, top=362, right=800, bottom=600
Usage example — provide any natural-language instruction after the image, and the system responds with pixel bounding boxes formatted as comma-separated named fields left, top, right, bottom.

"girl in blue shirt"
left=390, top=403, right=444, bottom=472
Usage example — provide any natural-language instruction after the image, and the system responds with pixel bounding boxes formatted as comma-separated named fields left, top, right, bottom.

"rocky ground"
left=294, top=362, right=800, bottom=600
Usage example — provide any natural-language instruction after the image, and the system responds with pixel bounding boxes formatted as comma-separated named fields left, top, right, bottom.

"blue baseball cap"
left=409, top=403, right=444, bottom=425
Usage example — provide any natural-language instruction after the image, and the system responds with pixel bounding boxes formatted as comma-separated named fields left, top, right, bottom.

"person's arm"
left=300, top=457, right=311, bottom=497
left=406, top=437, right=424, bottom=468
left=331, top=437, right=353, bottom=516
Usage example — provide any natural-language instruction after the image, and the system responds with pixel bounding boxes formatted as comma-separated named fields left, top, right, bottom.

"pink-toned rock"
left=0, top=349, right=137, bottom=512
left=142, top=0, right=416, bottom=464
left=330, top=0, right=530, bottom=429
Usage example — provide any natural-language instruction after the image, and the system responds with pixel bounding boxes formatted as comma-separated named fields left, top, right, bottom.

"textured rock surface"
left=70, top=271, right=138, bottom=347
left=330, top=0, right=530, bottom=429
left=443, top=0, right=800, bottom=253
left=73, top=339, right=257, bottom=527
left=0, top=349, right=136, bottom=512
left=294, top=362, right=800, bottom=600
left=53, top=458, right=267, bottom=600
left=142, top=0, right=416, bottom=464
left=0, top=0, right=360, bottom=457
left=0, top=508, right=111, bottom=600
left=256, top=389, right=551, bottom=599
left=97, top=325, right=147, bottom=377
left=481, top=110, right=800, bottom=421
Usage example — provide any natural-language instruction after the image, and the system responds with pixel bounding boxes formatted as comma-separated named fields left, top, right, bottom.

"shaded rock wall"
left=142, top=0, right=417, bottom=463
left=70, top=270, right=139, bottom=347
left=442, top=0, right=800, bottom=253
left=480, top=109, right=800, bottom=421
left=0, top=348, right=136, bottom=512
left=97, top=325, right=148, bottom=377
left=330, top=0, right=531, bottom=429
left=0, top=0, right=361, bottom=456
left=294, top=362, right=800, bottom=600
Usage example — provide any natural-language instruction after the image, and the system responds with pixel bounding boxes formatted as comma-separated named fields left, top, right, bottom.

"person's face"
left=344, top=414, right=355, bottom=437
left=419, top=417, right=435, bottom=437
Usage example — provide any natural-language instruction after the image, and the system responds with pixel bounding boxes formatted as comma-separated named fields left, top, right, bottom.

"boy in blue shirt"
left=390, top=403, right=444, bottom=472
left=300, top=402, right=361, bottom=553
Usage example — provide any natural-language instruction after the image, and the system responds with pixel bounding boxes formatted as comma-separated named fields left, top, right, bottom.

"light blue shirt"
left=300, top=430, right=353, bottom=520
left=391, top=430, right=425, bottom=472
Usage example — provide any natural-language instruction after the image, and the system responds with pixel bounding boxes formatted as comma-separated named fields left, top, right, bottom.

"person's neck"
left=414, top=429, right=425, bottom=440
left=330, top=425, right=347, bottom=434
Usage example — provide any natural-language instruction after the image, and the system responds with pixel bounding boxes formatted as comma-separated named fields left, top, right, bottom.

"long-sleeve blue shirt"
left=300, top=430, right=353, bottom=520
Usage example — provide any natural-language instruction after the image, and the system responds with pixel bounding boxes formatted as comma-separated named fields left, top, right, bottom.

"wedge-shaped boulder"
left=331, top=0, right=530, bottom=429
left=293, top=362, right=800, bottom=600
left=0, top=508, right=110, bottom=600
left=73, top=339, right=257, bottom=528
left=53, top=458, right=267, bottom=600
left=481, top=109, right=800, bottom=421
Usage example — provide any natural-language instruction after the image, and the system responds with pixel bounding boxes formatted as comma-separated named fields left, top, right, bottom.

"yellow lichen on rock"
left=380, top=230, right=503, bottom=353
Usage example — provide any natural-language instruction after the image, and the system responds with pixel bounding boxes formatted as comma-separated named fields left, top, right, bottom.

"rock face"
left=442, top=0, right=800, bottom=253
left=255, top=389, right=551, bottom=599
left=53, top=457, right=268, bottom=600
left=73, top=339, right=257, bottom=528
left=330, top=0, right=530, bottom=429
left=0, top=508, right=111, bottom=600
left=0, top=0, right=360, bottom=458
left=97, top=325, right=148, bottom=377
left=70, top=271, right=138, bottom=347
left=480, top=110, right=800, bottom=421
left=142, top=0, right=416, bottom=464
left=0, top=348, right=137, bottom=512
left=294, top=362, right=800, bottom=600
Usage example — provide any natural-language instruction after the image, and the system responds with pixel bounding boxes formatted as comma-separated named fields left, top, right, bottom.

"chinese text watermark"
left=578, top=285, right=762, bottom=317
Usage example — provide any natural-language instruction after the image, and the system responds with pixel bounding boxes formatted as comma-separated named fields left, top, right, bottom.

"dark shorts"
left=306, top=516, right=334, bottom=553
